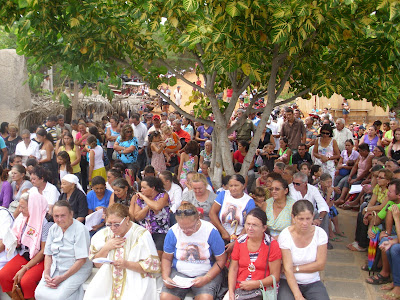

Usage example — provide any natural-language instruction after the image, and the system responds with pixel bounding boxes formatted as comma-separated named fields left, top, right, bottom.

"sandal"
left=347, top=242, right=367, bottom=252
left=361, top=264, right=369, bottom=271
left=335, top=231, right=347, bottom=238
left=382, top=291, right=400, bottom=300
left=329, top=237, right=342, bottom=242
left=366, top=273, right=391, bottom=285
left=381, top=283, right=394, bottom=291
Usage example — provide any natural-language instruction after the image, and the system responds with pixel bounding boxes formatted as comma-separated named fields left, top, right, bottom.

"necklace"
left=248, top=262, right=256, bottom=272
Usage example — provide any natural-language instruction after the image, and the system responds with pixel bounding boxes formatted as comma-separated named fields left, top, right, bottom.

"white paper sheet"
left=3, top=227, right=17, bottom=259
left=92, top=257, right=114, bottom=264
left=163, top=275, right=194, bottom=289
left=349, top=184, right=363, bottom=195
left=85, top=209, right=104, bottom=231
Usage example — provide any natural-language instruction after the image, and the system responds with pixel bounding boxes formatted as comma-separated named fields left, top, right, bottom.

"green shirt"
left=377, top=201, right=400, bottom=219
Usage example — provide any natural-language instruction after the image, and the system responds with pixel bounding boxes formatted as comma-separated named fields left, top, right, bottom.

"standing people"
left=280, top=107, right=306, bottom=151
left=15, top=129, right=40, bottom=166
left=174, top=86, right=182, bottom=106
left=342, top=99, right=350, bottom=124
left=178, top=140, right=199, bottom=188
left=105, top=116, right=120, bottom=166
left=36, top=128, right=57, bottom=183
left=4, top=124, right=22, bottom=158
left=313, top=124, right=340, bottom=179
left=75, top=122, right=89, bottom=192
left=333, top=118, right=354, bottom=152
left=58, top=132, right=82, bottom=181
left=131, top=113, right=148, bottom=176
left=114, top=124, right=139, bottom=174
left=86, top=135, right=107, bottom=184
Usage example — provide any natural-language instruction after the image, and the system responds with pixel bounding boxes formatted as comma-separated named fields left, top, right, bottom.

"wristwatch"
left=296, top=266, right=299, bottom=272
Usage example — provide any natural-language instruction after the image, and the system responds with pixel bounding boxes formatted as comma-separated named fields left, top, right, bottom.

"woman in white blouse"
left=277, top=200, right=329, bottom=300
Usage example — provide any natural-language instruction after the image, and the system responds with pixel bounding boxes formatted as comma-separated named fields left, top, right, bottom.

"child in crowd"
left=161, top=126, right=177, bottom=164
left=255, top=166, right=269, bottom=189
left=273, top=161, right=286, bottom=175
left=258, top=143, right=278, bottom=172
left=143, top=165, right=156, bottom=178
left=86, top=135, right=107, bottom=184
left=200, top=161, right=214, bottom=190
left=311, top=164, right=322, bottom=185
left=178, top=140, right=199, bottom=188
left=148, top=131, right=166, bottom=173
left=216, top=175, right=231, bottom=194
left=57, top=151, right=73, bottom=181
left=252, top=186, right=267, bottom=208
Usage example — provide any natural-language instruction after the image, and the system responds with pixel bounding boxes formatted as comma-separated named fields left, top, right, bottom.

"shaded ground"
left=322, top=209, right=386, bottom=300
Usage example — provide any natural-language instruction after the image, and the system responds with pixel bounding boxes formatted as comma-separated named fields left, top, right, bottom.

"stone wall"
left=0, top=49, right=31, bottom=125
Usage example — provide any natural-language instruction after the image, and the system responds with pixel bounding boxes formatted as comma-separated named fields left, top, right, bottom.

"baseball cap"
left=359, top=125, right=365, bottom=130
left=161, top=112, right=168, bottom=116
left=152, top=115, right=161, bottom=120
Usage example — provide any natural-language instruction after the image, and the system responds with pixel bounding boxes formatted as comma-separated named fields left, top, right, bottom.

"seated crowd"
left=0, top=107, right=397, bottom=300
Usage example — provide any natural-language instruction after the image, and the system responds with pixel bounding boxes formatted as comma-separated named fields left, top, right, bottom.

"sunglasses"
left=321, top=132, right=330, bottom=135
left=176, top=209, right=197, bottom=216
left=293, top=182, right=302, bottom=186
left=106, top=217, right=126, bottom=229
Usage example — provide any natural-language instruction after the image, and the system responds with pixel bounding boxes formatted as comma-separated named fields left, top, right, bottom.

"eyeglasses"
left=245, top=223, right=262, bottom=229
left=125, top=130, right=133, bottom=133
left=293, top=182, right=302, bottom=186
left=321, top=132, right=330, bottom=135
left=106, top=217, right=126, bottom=229
left=176, top=209, right=197, bottom=216
left=271, top=187, right=283, bottom=191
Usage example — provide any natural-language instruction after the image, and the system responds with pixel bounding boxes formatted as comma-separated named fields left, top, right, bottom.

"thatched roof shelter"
left=18, top=94, right=66, bottom=130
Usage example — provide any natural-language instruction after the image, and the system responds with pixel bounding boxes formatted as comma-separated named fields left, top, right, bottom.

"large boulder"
left=0, top=49, right=31, bottom=124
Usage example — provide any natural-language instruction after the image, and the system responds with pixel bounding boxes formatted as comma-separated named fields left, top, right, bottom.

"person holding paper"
left=84, top=203, right=160, bottom=300
left=35, top=200, right=92, bottom=300
left=86, top=176, right=112, bottom=235
left=161, top=202, right=227, bottom=300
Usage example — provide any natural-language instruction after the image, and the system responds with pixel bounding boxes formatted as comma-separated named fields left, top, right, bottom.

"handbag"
left=234, top=238, right=277, bottom=300
left=255, top=155, right=263, bottom=168
left=11, top=281, right=24, bottom=300
left=112, top=150, right=118, bottom=161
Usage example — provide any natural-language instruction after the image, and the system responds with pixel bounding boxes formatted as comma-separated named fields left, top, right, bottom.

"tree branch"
left=158, top=58, right=207, bottom=93
left=274, top=88, right=311, bottom=107
left=275, top=62, right=294, bottom=99
left=110, top=57, right=212, bottom=126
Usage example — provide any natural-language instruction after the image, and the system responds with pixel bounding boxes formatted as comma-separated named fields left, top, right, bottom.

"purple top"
left=364, top=135, right=379, bottom=152
left=0, top=180, right=13, bottom=208
left=197, top=126, right=214, bottom=147
left=136, top=192, right=170, bottom=234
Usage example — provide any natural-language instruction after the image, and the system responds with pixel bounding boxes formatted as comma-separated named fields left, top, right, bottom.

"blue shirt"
left=116, top=136, right=138, bottom=163
left=0, top=136, right=5, bottom=161
left=87, top=189, right=112, bottom=211
left=164, top=220, right=225, bottom=277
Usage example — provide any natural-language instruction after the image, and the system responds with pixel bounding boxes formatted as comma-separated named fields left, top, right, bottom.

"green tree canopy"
left=1, top=0, right=400, bottom=185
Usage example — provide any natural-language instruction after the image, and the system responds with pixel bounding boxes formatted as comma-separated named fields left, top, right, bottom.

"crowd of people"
left=0, top=102, right=398, bottom=300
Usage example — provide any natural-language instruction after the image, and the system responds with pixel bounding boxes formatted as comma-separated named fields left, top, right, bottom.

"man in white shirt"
left=131, top=113, right=148, bottom=176
left=15, top=129, right=40, bottom=166
left=333, top=118, right=354, bottom=152
left=174, top=86, right=182, bottom=106
left=289, top=172, right=332, bottom=249
left=267, top=116, right=280, bottom=152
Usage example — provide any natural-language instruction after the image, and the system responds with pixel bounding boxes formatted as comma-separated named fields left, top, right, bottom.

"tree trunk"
left=71, top=80, right=79, bottom=120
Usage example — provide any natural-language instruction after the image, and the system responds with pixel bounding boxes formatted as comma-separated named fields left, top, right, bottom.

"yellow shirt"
left=59, top=145, right=81, bottom=174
